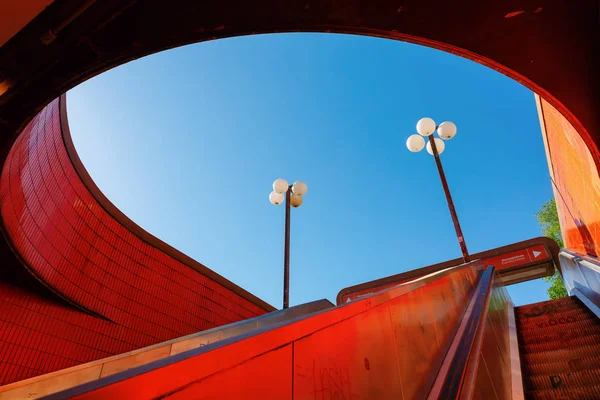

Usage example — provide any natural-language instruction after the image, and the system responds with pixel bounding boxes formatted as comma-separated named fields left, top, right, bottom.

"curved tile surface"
left=0, top=96, right=273, bottom=385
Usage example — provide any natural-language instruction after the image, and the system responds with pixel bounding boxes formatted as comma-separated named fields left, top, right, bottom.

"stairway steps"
left=517, top=308, right=585, bottom=321
left=519, top=326, right=600, bottom=345
left=518, top=314, right=598, bottom=333
left=518, top=319, right=600, bottom=336
left=522, top=357, right=600, bottom=376
left=516, top=303, right=585, bottom=319
left=517, top=297, right=580, bottom=314
left=523, top=368, right=600, bottom=391
left=521, top=343, right=600, bottom=364
left=517, top=308, right=595, bottom=326
left=516, top=296, right=600, bottom=400
left=520, top=333, right=600, bottom=353
left=525, top=384, right=600, bottom=400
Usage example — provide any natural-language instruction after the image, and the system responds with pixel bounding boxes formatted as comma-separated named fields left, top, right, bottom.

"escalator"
left=4, top=249, right=600, bottom=399
left=0, top=299, right=334, bottom=400
left=516, top=297, right=600, bottom=399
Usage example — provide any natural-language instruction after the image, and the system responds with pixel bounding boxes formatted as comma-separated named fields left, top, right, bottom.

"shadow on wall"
left=575, top=219, right=598, bottom=257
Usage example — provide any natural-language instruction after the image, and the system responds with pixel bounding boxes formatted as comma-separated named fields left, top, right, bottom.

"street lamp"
left=269, top=179, right=308, bottom=309
left=406, top=118, right=470, bottom=263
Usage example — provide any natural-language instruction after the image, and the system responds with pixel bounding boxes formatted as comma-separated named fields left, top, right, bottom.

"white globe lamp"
left=406, top=134, right=425, bottom=152
left=290, top=194, right=303, bottom=208
left=426, top=137, right=445, bottom=155
left=269, top=191, right=284, bottom=205
left=273, top=178, right=289, bottom=194
left=292, top=181, right=308, bottom=196
left=416, top=117, right=436, bottom=136
left=438, top=121, right=457, bottom=140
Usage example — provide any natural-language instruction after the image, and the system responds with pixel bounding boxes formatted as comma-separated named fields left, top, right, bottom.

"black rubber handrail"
left=437, top=266, right=495, bottom=399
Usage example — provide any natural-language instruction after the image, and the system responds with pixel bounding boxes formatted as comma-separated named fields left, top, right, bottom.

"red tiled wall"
left=0, top=98, right=270, bottom=385
left=0, top=281, right=145, bottom=384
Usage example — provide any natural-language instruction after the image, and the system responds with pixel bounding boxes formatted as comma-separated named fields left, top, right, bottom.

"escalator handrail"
left=429, top=266, right=495, bottom=399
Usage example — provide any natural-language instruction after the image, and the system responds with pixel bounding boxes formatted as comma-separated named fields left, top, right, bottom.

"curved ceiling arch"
left=0, top=1, right=599, bottom=169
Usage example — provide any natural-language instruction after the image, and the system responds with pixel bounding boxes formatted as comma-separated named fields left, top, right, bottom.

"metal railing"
left=559, top=250, right=600, bottom=317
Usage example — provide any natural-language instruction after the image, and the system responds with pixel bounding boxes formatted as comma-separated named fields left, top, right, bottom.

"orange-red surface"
left=538, top=96, right=600, bottom=256
left=54, top=264, right=481, bottom=399
left=472, top=280, right=512, bottom=399
left=0, top=98, right=269, bottom=385
left=340, top=242, right=552, bottom=303
left=0, top=0, right=52, bottom=48
left=483, top=245, right=549, bottom=271
left=0, top=1, right=599, bottom=394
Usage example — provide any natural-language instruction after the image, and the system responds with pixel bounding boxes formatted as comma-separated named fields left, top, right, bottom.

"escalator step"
left=520, top=333, right=600, bottom=353
left=523, top=357, right=600, bottom=376
left=518, top=314, right=599, bottom=333
left=517, top=297, right=600, bottom=400
left=526, top=384, right=600, bottom=400
left=524, top=368, right=600, bottom=391
left=517, top=297, right=579, bottom=314
left=517, top=309, right=585, bottom=321
left=519, top=317, right=600, bottom=331
left=517, top=308, right=594, bottom=326
left=521, top=343, right=600, bottom=364
left=519, top=326, right=600, bottom=345
left=517, top=305, right=588, bottom=319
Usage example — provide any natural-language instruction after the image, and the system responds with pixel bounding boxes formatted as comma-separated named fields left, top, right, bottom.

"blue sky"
left=67, top=33, right=554, bottom=308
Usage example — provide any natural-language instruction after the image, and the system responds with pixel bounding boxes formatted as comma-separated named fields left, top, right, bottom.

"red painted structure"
left=537, top=95, right=600, bottom=257
left=0, top=97, right=273, bottom=385
left=337, top=238, right=557, bottom=304
left=43, top=262, right=487, bottom=399
left=1, top=0, right=600, bottom=394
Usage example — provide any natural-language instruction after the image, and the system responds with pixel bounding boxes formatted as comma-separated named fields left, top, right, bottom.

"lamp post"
left=406, top=118, right=470, bottom=263
left=269, top=179, right=308, bottom=309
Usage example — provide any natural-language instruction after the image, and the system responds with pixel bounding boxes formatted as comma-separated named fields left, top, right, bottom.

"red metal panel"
left=483, top=245, right=550, bottom=271
left=293, top=304, right=402, bottom=399
left=54, top=263, right=483, bottom=399
left=390, top=267, right=479, bottom=399
left=472, top=281, right=512, bottom=400
left=0, top=98, right=271, bottom=385
left=338, top=239, right=557, bottom=304
left=164, top=345, right=293, bottom=400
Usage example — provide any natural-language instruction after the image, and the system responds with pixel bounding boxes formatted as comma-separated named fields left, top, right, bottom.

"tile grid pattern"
left=0, top=98, right=267, bottom=385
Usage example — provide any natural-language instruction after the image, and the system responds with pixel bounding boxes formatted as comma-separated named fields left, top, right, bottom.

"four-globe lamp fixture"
left=269, top=179, right=308, bottom=309
left=406, top=117, right=457, bottom=155
left=406, top=118, right=470, bottom=263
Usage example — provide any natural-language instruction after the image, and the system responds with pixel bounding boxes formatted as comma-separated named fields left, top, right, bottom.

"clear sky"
left=67, top=33, right=555, bottom=308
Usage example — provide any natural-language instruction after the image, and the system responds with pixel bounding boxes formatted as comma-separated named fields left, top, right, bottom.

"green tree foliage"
left=536, top=199, right=564, bottom=247
left=535, top=199, right=568, bottom=299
